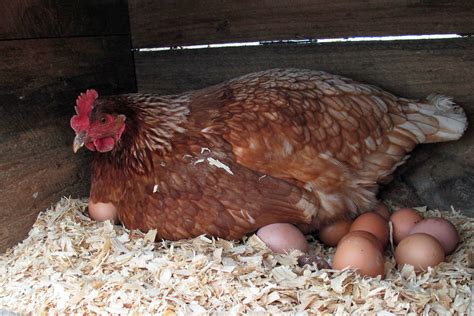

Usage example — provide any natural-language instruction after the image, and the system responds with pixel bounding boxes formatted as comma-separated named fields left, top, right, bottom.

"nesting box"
left=0, top=1, right=473, bottom=313
left=2, top=1, right=472, bottom=252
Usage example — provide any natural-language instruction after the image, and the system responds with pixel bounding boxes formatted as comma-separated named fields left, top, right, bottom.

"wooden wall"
left=0, top=0, right=136, bottom=252
left=1, top=1, right=471, bottom=252
left=129, top=1, right=474, bottom=217
left=129, top=0, right=473, bottom=48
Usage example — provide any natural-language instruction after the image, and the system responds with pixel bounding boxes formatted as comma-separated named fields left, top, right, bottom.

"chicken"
left=70, top=69, right=468, bottom=240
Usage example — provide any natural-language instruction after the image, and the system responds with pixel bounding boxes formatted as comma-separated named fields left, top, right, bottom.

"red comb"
left=75, top=89, right=98, bottom=117
left=71, top=89, right=98, bottom=132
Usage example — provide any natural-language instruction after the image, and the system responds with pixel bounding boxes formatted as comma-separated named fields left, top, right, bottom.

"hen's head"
left=70, top=89, right=126, bottom=153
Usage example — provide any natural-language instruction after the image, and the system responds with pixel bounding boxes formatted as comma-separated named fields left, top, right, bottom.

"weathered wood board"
left=0, top=0, right=129, bottom=40
left=0, top=36, right=135, bottom=252
left=134, top=37, right=474, bottom=216
left=0, top=0, right=135, bottom=252
left=129, top=0, right=474, bottom=48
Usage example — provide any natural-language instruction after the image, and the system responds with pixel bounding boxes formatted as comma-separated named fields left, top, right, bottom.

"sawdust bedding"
left=0, top=197, right=472, bottom=315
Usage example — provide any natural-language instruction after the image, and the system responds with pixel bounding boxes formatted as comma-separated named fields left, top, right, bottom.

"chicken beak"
left=73, top=131, right=86, bottom=153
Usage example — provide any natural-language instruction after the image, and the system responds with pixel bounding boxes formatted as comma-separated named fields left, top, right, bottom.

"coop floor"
left=0, top=198, right=472, bottom=314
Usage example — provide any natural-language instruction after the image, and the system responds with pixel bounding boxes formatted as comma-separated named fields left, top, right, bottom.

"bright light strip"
left=316, top=34, right=462, bottom=43
left=137, top=34, right=463, bottom=52
left=139, top=41, right=261, bottom=51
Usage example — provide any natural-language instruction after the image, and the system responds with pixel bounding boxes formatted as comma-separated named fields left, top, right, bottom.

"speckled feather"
left=87, top=69, right=467, bottom=240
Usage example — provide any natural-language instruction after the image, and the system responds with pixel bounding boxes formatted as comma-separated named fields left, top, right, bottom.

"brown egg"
left=395, top=233, right=445, bottom=272
left=373, top=201, right=391, bottom=220
left=350, top=212, right=389, bottom=248
left=88, top=200, right=118, bottom=223
left=409, top=218, right=460, bottom=255
left=333, top=231, right=385, bottom=278
left=318, top=219, right=352, bottom=247
left=257, top=223, right=309, bottom=253
left=390, top=208, right=423, bottom=244
left=338, top=230, right=384, bottom=252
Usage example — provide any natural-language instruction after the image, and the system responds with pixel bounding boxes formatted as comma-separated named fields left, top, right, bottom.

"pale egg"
left=257, top=223, right=309, bottom=253
left=88, top=200, right=118, bottom=223
left=409, top=217, right=460, bottom=255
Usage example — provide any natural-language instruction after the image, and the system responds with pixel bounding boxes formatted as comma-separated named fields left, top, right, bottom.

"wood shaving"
left=0, top=198, right=472, bottom=314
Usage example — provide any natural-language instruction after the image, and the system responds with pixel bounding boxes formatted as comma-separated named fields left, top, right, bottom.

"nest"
left=0, top=198, right=472, bottom=314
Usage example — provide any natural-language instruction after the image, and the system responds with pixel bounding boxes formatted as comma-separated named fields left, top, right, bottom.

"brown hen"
left=70, top=69, right=467, bottom=240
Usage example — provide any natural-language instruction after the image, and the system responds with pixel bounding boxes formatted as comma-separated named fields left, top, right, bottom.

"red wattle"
left=85, top=143, right=96, bottom=151
left=93, top=137, right=115, bottom=152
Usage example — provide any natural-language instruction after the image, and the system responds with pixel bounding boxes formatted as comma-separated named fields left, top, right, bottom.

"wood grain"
left=0, top=0, right=129, bottom=40
left=134, top=37, right=474, bottom=216
left=0, top=0, right=58, bottom=39
left=55, top=0, right=130, bottom=37
left=129, top=0, right=474, bottom=48
left=0, top=36, right=136, bottom=252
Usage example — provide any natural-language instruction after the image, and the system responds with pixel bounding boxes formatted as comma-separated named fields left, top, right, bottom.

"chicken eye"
left=100, top=117, right=107, bottom=124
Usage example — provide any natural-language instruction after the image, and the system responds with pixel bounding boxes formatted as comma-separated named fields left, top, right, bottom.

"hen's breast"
left=116, top=136, right=318, bottom=240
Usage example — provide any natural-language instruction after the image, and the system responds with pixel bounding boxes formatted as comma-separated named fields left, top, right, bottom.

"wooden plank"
left=55, top=0, right=130, bottom=37
left=134, top=38, right=474, bottom=109
left=129, top=0, right=474, bottom=48
left=0, top=0, right=129, bottom=40
left=0, top=0, right=58, bottom=39
left=0, top=36, right=136, bottom=252
left=134, top=37, right=474, bottom=216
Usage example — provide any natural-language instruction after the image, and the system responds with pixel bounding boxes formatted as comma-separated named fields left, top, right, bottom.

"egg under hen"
left=70, top=69, right=468, bottom=240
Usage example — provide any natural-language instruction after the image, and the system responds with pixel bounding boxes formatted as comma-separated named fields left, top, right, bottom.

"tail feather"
left=404, top=94, right=468, bottom=143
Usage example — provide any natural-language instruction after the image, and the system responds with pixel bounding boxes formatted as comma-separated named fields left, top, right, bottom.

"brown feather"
left=86, top=68, right=467, bottom=239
